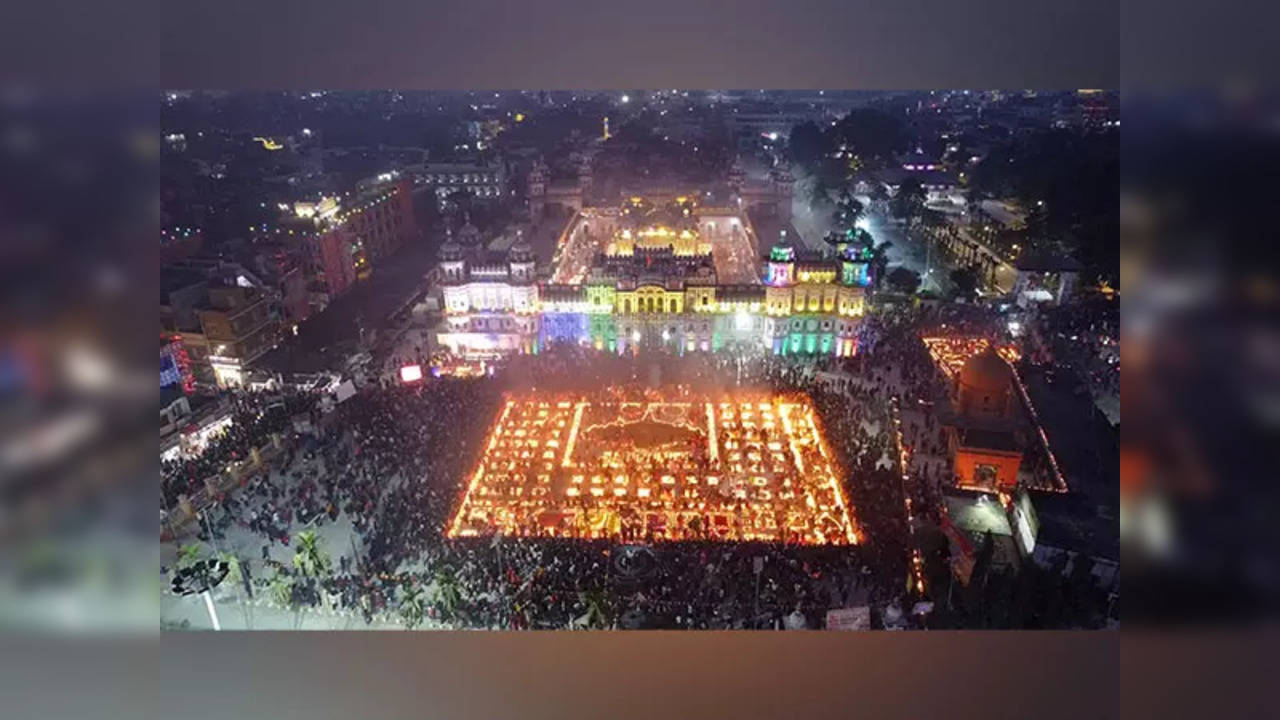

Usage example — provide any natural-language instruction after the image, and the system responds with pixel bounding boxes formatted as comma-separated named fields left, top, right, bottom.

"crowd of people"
left=167, top=303, right=1010, bottom=630
left=161, top=389, right=322, bottom=511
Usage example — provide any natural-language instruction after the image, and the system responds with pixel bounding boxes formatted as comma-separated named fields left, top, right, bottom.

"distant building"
left=289, top=180, right=417, bottom=300
left=737, top=164, right=795, bottom=225
left=417, top=160, right=506, bottom=209
left=307, top=225, right=359, bottom=301
left=252, top=242, right=313, bottom=327
left=1013, top=249, right=1082, bottom=307
left=338, top=178, right=417, bottom=264
left=729, top=108, right=827, bottom=150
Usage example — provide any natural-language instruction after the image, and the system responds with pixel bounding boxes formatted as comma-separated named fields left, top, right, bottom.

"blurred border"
left=30, top=0, right=1280, bottom=718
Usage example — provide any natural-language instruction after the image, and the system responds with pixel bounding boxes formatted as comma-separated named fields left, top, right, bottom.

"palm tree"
left=269, top=569, right=294, bottom=607
left=174, top=543, right=204, bottom=571
left=268, top=568, right=306, bottom=629
left=400, top=584, right=427, bottom=630
left=429, top=564, right=463, bottom=625
left=578, top=586, right=613, bottom=630
left=292, top=530, right=331, bottom=578
left=216, top=551, right=244, bottom=589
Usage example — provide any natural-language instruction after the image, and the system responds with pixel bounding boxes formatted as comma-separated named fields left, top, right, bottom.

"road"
left=259, top=235, right=439, bottom=375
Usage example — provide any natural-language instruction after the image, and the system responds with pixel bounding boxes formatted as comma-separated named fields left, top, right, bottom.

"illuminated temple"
left=436, top=192, right=873, bottom=359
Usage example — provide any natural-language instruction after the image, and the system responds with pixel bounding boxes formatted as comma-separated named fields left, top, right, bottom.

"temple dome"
left=959, top=347, right=1012, bottom=394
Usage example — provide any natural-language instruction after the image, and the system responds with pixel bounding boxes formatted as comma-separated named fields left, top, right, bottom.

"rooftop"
left=1027, top=490, right=1119, bottom=562
left=956, top=427, right=1021, bottom=452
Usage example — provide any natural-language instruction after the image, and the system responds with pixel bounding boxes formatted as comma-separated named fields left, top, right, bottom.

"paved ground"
left=162, top=588, right=420, bottom=631
left=160, top=433, right=424, bottom=630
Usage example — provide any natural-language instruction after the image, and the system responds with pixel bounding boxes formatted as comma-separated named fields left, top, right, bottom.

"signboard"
left=334, top=380, right=357, bottom=404
left=825, top=606, right=871, bottom=631
left=400, top=364, right=423, bottom=383
left=939, top=511, right=975, bottom=584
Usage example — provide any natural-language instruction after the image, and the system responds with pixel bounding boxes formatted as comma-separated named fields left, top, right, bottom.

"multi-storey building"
left=286, top=179, right=417, bottom=302
left=338, top=179, right=417, bottom=264
left=435, top=192, right=871, bottom=361
left=198, top=285, right=280, bottom=388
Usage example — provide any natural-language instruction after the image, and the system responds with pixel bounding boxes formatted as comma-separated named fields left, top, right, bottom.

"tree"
left=292, top=530, right=331, bottom=578
left=965, top=128, right=1117, bottom=286
left=831, top=189, right=864, bottom=235
left=806, top=175, right=833, bottom=212
left=950, top=264, right=981, bottom=300
left=400, top=583, right=427, bottom=629
left=578, top=586, right=613, bottom=630
left=869, top=182, right=889, bottom=211
left=828, top=108, right=907, bottom=167
left=429, top=564, right=463, bottom=625
left=787, top=121, right=827, bottom=170
left=891, top=176, right=926, bottom=229
left=268, top=569, right=295, bottom=607
left=216, top=551, right=246, bottom=594
left=175, top=543, right=205, bottom=571
left=869, top=241, right=892, bottom=289
left=885, top=267, right=922, bottom=295
left=1024, top=201, right=1049, bottom=240
left=1065, top=555, right=1101, bottom=628
left=962, top=531, right=996, bottom=625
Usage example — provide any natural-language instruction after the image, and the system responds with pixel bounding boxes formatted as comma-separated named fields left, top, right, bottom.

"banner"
left=939, top=511, right=975, bottom=585
left=825, top=606, right=871, bottom=630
